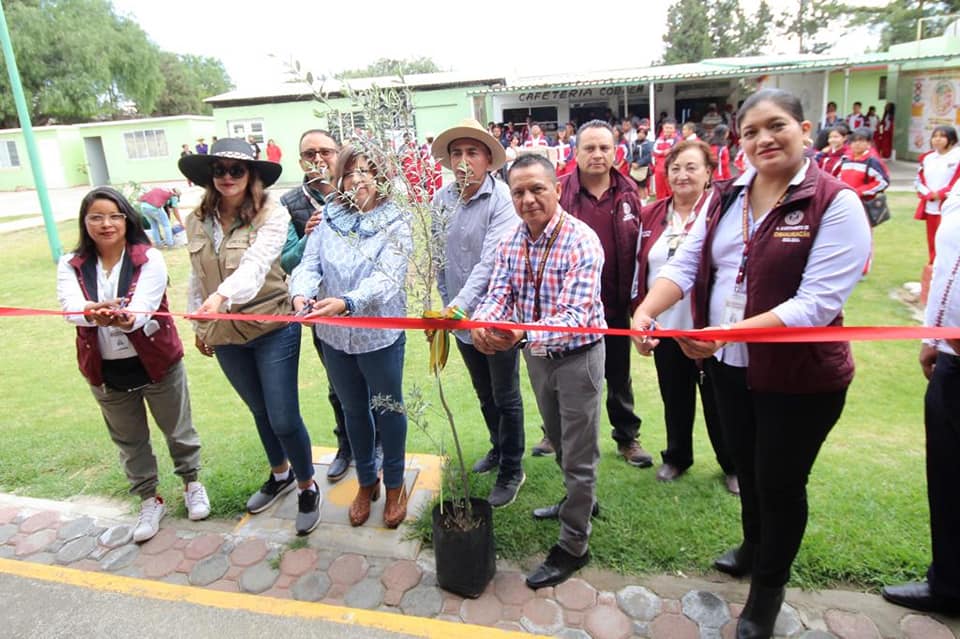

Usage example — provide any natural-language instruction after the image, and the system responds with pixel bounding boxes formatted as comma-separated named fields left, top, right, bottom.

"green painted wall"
left=76, top=116, right=214, bottom=186
left=211, top=85, right=483, bottom=185
left=826, top=69, right=889, bottom=116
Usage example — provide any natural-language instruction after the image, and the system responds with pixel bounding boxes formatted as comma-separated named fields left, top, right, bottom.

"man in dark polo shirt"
left=550, top=119, right=650, bottom=468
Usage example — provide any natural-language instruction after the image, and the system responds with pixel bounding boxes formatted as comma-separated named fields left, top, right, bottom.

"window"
left=878, top=76, right=887, bottom=100
left=227, top=118, right=266, bottom=145
left=0, top=140, right=20, bottom=168
left=329, top=111, right=368, bottom=141
left=123, top=129, right=168, bottom=160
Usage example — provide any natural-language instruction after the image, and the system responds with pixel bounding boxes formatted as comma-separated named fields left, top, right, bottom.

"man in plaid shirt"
left=472, top=154, right=607, bottom=589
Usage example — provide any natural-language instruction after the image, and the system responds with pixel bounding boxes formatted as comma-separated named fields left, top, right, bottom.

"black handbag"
left=864, top=193, right=891, bottom=227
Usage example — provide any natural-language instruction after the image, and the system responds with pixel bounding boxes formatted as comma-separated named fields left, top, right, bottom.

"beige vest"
left=187, top=195, right=292, bottom=346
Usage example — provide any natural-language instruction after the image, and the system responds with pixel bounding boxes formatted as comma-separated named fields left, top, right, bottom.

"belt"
left=544, top=340, right=600, bottom=361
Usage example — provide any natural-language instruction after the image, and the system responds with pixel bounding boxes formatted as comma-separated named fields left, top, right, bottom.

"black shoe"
left=326, top=450, right=351, bottom=483
left=489, top=471, right=526, bottom=508
left=881, top=581, right=960, bottom=614
left=245, top=471, right=296, bottom=514
left=532, top=497, right=600, bottom=520
left=737, top=583, right=784, bottom=639
left=295, top=482, right=322, bottom=536
left=526, top=544, right=590, bottom=589
left=714, top=543, right=754, bottom=578
left=472, top=449, right=499, bottom=474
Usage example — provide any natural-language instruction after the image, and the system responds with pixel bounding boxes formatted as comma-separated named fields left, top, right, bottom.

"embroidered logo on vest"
left=622, top=202, right=635, bottom=222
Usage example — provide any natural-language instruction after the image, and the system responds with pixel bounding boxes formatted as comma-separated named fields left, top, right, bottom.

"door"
left=37, top=139, right=66, bottom=188
left=84, top=137, right=110, bottom=186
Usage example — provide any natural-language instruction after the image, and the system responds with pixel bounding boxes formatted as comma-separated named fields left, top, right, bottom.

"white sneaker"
left=184, top=481, right=211, bottom=521
left=133, top=496, right=166, bottom=543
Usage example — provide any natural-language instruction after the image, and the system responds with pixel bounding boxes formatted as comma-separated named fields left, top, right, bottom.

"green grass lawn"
left=0, top=192, right=934, bottom=590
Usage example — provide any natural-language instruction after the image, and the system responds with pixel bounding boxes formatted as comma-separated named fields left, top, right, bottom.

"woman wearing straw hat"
left=178, top=138, right=321, bottom=536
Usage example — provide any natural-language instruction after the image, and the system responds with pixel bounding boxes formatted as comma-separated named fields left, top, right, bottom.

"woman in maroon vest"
left=632, top=139, right=737, bottom=493
left=632, top=89, right=871, bottom=639
left=57, top=187, right=208, bottom=544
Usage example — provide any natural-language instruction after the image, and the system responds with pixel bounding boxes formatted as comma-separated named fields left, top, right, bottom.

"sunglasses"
left=300, top=148, right=337, bottom=162
left=211, top=164, right=248, bottom=179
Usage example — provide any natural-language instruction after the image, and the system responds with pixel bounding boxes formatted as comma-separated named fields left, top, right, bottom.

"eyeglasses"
left=342, top=168, right=373, bottom=179
left=86, top=214, right=126, bottom=225
left=300, top=148, right=338, bottom=162
left=211, top=164, right=248, bottom=179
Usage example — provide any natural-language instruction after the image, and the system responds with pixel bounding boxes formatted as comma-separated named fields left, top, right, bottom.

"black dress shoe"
left=737, top=583, right=784, bottom=639
left=326, top=451, right=351, bottom=483
left=525, top=544, right=590, bottom=589
left=714, top=543, right=754, bottom=578
left=532, top=497, right=600, bottom=520
left=882, top=581, right=960, bottom=614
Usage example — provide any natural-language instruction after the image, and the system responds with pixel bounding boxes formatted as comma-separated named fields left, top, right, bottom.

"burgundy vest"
left=560, top=168, right=641, bottom=318
left=67, top=244, right=184, bottom=387
left=692, top=163, right=855, bottom=393
left=632, top=197, right=670, bottom=310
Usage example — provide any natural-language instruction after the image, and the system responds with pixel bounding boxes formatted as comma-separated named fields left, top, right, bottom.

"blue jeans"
left=322, top=335, right=406, bottom=488
left=141, top=204, right=174, bottom=248
left=214, top=323, right=314, bottom=482
left=455, top=339, right=524, bottom=479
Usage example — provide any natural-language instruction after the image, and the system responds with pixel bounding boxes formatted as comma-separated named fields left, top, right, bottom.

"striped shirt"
left=473, top=208, right=607, bottom=355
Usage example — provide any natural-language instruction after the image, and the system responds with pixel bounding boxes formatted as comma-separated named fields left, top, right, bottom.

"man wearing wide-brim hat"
left=430, top=118, right=525, bottom=508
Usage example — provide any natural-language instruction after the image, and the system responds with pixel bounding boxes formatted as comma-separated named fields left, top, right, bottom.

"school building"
left=2, top=33, right=959, bottom=191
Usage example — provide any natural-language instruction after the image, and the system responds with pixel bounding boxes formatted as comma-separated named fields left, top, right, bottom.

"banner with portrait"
left=909, top=73, right=960, bottom=154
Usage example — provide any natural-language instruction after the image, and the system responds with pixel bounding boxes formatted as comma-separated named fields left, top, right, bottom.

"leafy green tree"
left=0, top=0, right=229, bottom=126
left=841, top=0, right=960, bottom=49
left=335, top=56, right=443, bottom=79
left=661, top=0, right=713, bottom=64
left=775, top=0, right=847, bottom=53
left=153, top=53, right=233, bottom=116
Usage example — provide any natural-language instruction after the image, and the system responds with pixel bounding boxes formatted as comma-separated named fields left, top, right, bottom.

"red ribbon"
left=3, top=306, right=959, bottom=343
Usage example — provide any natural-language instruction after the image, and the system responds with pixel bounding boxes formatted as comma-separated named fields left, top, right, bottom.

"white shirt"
left=645, top=193, right=715, bottom=331
left=57, top=247, right=168, bottom=360
left=917, top=147, right=960, bottom=215
left=657, top=160, right=872, bottom=367
left=925, top=212, right=960, bottom=356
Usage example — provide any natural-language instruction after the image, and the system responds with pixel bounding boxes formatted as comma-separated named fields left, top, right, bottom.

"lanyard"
left=735, top=185, right=789, bottom=288
left=522, top=213, right=566, bottom=322
left=933, top=251, right=960, bottom=333
left=666, top=190, right=711, bottom=259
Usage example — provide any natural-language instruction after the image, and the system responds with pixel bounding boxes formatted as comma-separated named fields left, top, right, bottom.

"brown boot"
left=383, top=484, right=408, bottom=529
left=349, top=479, right=380, bottom=527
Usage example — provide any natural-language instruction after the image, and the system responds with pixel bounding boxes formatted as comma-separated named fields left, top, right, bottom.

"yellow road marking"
left=0, top=558, right=544, bottom=638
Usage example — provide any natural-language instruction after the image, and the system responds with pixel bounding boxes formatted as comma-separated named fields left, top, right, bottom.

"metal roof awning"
left=468, top=51, right=960, bottom=96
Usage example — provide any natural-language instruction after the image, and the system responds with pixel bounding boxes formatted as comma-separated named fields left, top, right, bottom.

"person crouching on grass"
left=57, top=186, right=209, bottom=543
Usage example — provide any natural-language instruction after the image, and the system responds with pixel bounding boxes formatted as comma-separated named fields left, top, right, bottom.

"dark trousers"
left=311, top=329, right=357, bottom=455
left=456, top=339, right=525, bottom=479
left=653, top=337, right=734, bottom=474
left=706, top=359, right=846, bottom=588
left=925, top=353, right=960, bottom=599
left=604, top=315, right=642, bottom=445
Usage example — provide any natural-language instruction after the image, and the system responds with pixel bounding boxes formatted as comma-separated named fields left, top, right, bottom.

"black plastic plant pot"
left=432, top=497, right=496, bottom=598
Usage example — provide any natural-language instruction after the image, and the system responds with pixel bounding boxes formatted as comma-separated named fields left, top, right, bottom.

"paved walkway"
left=1, top=458, right=957, bottom=639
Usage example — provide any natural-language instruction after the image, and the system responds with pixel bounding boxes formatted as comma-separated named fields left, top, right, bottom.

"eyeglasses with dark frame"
left=299, top=148, right=338, bottom=162
left=211, top=164, right=249, bottom=179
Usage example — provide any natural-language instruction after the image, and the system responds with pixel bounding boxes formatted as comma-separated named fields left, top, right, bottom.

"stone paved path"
left=0, top=497, right=957, bottom=639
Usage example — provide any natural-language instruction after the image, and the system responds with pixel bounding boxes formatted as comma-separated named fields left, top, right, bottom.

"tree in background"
left=662, top=0, right=775, bottom=63
left=0, top=0, right=231, bottom=127
left=843, top=0, right=960, bottom=49
left=153, top=53, right=233, bottom=116
left=335, top=56, right=443, bottom=79
left=775, top=0, right=847, bottom=54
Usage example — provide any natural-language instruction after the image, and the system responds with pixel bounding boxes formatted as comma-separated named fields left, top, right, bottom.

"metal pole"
left=0, top=0, right=61, bottom=262
left=842, top=68, right=851, bottom=121
left=623, top=85, right=629, bottom=119
left=821, top=70, right=830, bottom=129
left=648, top=81, right=656, bottom=127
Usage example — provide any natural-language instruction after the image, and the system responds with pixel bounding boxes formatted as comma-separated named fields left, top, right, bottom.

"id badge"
left=721, top=291, right=747, bottom=325
left=109, top=328, right=134, bottom=355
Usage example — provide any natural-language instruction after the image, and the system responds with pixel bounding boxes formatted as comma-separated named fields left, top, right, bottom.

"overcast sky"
left=110, top=0, right=885, bottom=92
